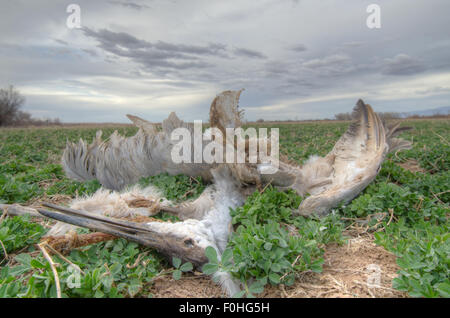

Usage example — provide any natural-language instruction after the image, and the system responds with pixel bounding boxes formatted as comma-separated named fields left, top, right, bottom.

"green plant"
left=0, top=239, right=164, bottom=298
left=171, top=257, right=193, bottom=280
left=1, top=119, right=448, bottom=298
left=202, top=187, right=344, bottom=297
left=138, top=173, right=205, bottom=202
left=341, top=172, right=449, bottom=297
left=0, top=215, right=47, bottom=260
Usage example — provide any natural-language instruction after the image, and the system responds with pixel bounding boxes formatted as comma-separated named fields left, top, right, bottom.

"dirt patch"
left=149, top=273, right=228, bottom=298
left=147, top=233, right=406, bottom=298
left=398, top=159, right=426, bottom=173
left=262, top=234, right=406, bottom=298
left=28, top=193, right=73, bottom=207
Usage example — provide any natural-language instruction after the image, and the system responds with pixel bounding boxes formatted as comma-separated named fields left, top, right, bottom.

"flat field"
left=0, top=119, right=448, bottom=298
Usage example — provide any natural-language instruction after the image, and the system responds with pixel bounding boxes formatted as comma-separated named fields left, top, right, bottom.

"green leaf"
left=179, top=262, right=193, bottom=272
left=172, top=257, right=181, bottom=269
left=278, top=239, right=288, bottom=248
left=232, top=290, right=246, bottom=298
left=249, top=281, right=265, bottom=294
left=92, top=289, right=104, bottom=298
left=436, top=282, right=450, bottom=298
left=311, top=258, right=324, bottom=273
left=127, top=278, right=141, bottom=297
left=202, top=263, right=219, bottom=276
left=205, top=246, right=218, bottom=264
left=269, top=273, right=281, bottom=284
left=271, top=263, right=282, bottom=273
left=221, top=248, right=233, bottom=266
left=14, top=253, right=32, bottom=266
left=102, top=275, right=114, bottom=290
left=264, top=242, right=273, bottom=251
left=30, top=259, right=46, bottom=269
left=172, top=270, right=182, bottom=280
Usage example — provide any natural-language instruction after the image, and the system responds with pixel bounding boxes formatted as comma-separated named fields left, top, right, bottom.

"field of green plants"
left=0, top=119, right=448, bottom=298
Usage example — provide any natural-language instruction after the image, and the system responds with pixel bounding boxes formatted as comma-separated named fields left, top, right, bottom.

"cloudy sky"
left=1, top=0, right=449, bottom=122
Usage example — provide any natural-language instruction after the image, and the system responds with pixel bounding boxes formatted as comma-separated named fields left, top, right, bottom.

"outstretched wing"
left=293, top=100, right=412, bottom=216
left=62, top=91, right=245, bottom=190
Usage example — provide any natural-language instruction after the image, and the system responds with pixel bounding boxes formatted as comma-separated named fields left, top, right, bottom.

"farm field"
left=0, top=118, right=449, bottom=298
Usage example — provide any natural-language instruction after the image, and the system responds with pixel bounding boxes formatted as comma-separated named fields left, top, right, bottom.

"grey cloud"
left=341, top=41, right=364, bottom=48
left=1, top=0, right=450, bottom=123
left=302, top=54, right=350, bottom=69
left=54, top=39, right=68, bottom=46
left=83, top=28, right=149, bottom=50
left=264, top=60, right=291, bottom=75
left=285, top=77, right=317, bottom=88
left=82, top=28, right=228, bottom=57
left=290, top=44, right=307, bottom=52
left=299, top=54, right=362, bottom=78
left=153, top=41, right=227, bottom=57
left=82, top=48, right=98, bottom=57
left=233, top=47, right=267, bottom=59
left=108, top=1, right=150, bottom=10
left=382, top=54, right=426, bottom=76
left=0, top=43, right=124, bottom=85
left=82, top=27, right=269, bottom=76
left=82, top=27, right=225, bottom=72
left=415, top=86, right=450, bottom=95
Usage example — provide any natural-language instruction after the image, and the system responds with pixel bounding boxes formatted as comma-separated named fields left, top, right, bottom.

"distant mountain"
left=400, top=106, right=450, bottom=118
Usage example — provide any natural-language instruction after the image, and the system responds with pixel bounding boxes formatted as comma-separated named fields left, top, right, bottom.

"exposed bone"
left=0, top=204, right=41, bottom=217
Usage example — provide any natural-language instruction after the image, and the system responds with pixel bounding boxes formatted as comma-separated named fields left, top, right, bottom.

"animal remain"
left=36, top=90, right=412, bottom=296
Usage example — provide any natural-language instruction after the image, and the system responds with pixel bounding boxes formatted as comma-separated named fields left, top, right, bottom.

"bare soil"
left=398, top=159, right=426, bottom=173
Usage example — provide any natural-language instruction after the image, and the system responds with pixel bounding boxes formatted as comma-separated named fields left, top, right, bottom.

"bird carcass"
left=35, top=90, right=411, bottom=295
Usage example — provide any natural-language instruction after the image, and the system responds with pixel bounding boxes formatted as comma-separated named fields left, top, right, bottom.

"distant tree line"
left=334, top=111, right=403, bottom=121
left=334, top=111, right=448, bottom=121
left=0, top=85, right=61, bottom=127
left=251, top=110, right=447, bottom=123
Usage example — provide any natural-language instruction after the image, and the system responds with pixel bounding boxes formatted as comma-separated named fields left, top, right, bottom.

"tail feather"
left=62, top=130, right=102, bottom=181
left=386, top=122, right=413, bottom=152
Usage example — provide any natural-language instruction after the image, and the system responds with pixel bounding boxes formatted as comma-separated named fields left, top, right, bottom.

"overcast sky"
left=1, top=0, right=449, bottom=122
